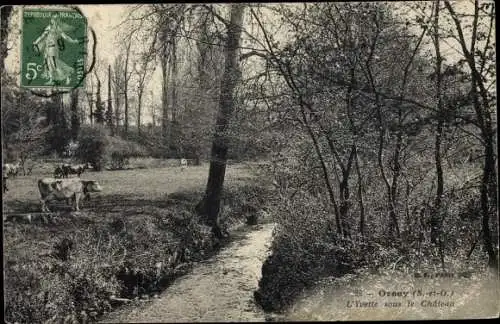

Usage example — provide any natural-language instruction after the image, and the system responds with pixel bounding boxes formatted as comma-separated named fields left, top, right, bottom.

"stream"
left=100, top=220, right=499, bottom=322
left=101, top=223, right=276, bottom=323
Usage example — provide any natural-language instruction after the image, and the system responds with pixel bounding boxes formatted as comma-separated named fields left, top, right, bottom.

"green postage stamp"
left=21, top=8, right=88, bottom=89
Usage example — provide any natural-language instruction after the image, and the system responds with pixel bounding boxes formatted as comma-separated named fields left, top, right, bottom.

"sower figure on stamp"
left=33, top=15, right=79, bottom=85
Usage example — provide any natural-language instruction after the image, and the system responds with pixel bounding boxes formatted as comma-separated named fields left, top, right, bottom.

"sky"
left=5, top=2, right=485, bottom=78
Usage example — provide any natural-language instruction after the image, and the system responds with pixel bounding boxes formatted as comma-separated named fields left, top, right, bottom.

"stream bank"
left=100, top=223, right=276, bottom=323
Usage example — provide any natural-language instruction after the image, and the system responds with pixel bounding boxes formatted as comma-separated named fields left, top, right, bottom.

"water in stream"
left=100, top=221, right=499, bottom=322
left=101, top=223, right=276, bottom=323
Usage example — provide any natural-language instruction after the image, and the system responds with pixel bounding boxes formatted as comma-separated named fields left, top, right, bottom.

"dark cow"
left=54, top=163, right=91, bottom=178
left=53, top=165, right=66, bottom=178
left=3, top=175, right=8, bottom=193
left=38, top=178, right=103, bottom=212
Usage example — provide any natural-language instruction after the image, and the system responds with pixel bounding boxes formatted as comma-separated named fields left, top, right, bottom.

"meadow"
left=3, top=161, right=273, bottom=324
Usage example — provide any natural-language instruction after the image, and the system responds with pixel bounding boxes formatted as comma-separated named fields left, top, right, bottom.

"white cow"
left=180, top=158, right=188, bottom=171
left=3, top=162, right=21, bottom=178
left=38, top=178, right=103, bottom=212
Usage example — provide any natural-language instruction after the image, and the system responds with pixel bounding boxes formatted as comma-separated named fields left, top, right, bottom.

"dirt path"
left=101, top=223, right=275, bottom=323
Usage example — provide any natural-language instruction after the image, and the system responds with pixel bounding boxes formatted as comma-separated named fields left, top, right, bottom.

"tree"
left=46, top=93, right=70, bottom=155
left=443, top=0, right=497, bottom=268
left=112, top=55, right=124, bottom=130
left=157, top=5, right=185, bottom=152
left=429, top=0, right=445, bottom=248
left=133, top=53, right=154, bottom=134
left=1, top=85, right=51, bottom=170
left=84, top=74, right=95, bottom=125
left=0, top=5, right=13, bottom=74
left=123, top=38, right=133, bottom=133
left=93, top=70, right=105, bottom=124
left=106, top=64, right=114, bottom=133
left=70, top=89, right=80, bottom=140
left=197, top=4, right=246, bottom=238
left=159, top=26, right=169, bottom=144
left=113, top=28, right=135, bottom=134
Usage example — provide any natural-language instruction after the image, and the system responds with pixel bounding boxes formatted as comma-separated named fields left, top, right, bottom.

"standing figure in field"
left=33, top=15, right=79, bottom=85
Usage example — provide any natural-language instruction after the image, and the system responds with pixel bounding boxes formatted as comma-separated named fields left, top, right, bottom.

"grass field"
left=3, top=162, right=273, bottom=324
left=3, top=162, right=254, bottom=213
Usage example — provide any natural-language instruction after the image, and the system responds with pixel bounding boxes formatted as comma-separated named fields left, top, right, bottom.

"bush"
left=106, top=136, right=148, bottom=170
left=76, top=125, right=108, bottom=171
left=254, top=192, right=376, bottom=312
left=75, top=126, right=149, bottom=171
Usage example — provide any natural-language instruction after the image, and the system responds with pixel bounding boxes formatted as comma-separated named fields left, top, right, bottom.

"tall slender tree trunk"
left=376, top=104, right=400, bottom=239
left=113, top=65, right=121, bottom=132
left=161, top=29, right=170, bottom=149
left=169, top=36, right=178, bottom=150
left=94, top=75, right=104, bottom=124
left=444, top=0, right=497, bottom=268
left=472, top=77, right=497, bottom=268
left=302, top=110, right=342, bottom=235
left=70, top=89, right=80, bottom=140
left=390, top=131, right=403, bottom=237
left=171, top=37, right=178, bottom=124
left=354, top=146, right=365, bottom=235
left=197, top=4, right=245, bottom=238
left=123, top=41, right=132, bottom=134
left=0, top=6, right=13, bottom=75
left=107, top=64, right=114, bottom=134
left=431, top=0, right=445, bottom=244
left=137, top=90, right=143, bottom=134
left=151, top=90, right=156, bottom=128
left=481, top=125, right=497, bottom=268
left=124, top=89, right=128, bottom=133
left=89, top=99, right=94, bottom=125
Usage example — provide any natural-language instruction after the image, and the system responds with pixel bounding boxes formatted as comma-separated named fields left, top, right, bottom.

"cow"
left=55, top=163, right=91, bottom=178
left=64, top=141, right=79, bottom=158
left=38, top=178, right=103, bottom=212
left=3, top=175, right=8, bottom=193
left=180, top=158, right=188, bottom=171
left=3, top=162, right=21, bottom=178
left=53, top=165, right=66, bottom=178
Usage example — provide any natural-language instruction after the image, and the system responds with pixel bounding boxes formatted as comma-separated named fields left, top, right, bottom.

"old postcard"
left=2, top=2, right=498, bottom=323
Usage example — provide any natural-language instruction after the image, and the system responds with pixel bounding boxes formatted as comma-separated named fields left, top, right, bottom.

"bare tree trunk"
left=197, top=22, right=209, bottom=91
left=171, top=37, right=178, bottom=124
left=112, top=60, right=121, bottom=132
left=390, top=131, right=403, bottom=235
left=375, top=97, right=400, bottom=239
left=124, top=90, right=128, bottom=133
left=169, top=36, right=178, bottom=150
left=431, top=0, right=444, bottom=244
left=197, top=4, right=245, bottom=238
left=0, top=6, right=13, bottom=74
left=137, top=90, right=143, bottom=134
left=70, top=89, right=80, bottom=140
left=89, top=99, right=94, bottom=125
left=301, top=110, right=342, bottom=235
left=481, top=122, right=497, bottom=268
left=161, top=29, right=170, bottom=148
left=354, top=146, right=365, bottom=235
left=106, top=65, right=114, bottom=135
left=94, top=73, right=104, bottom=124
left=150, top=90, right=156, bottom=128
left=123, top=40, right=132, bottom=134
left=362, top=30, right=401, bottom=239
left=444, top=0, right=498, bottom=269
